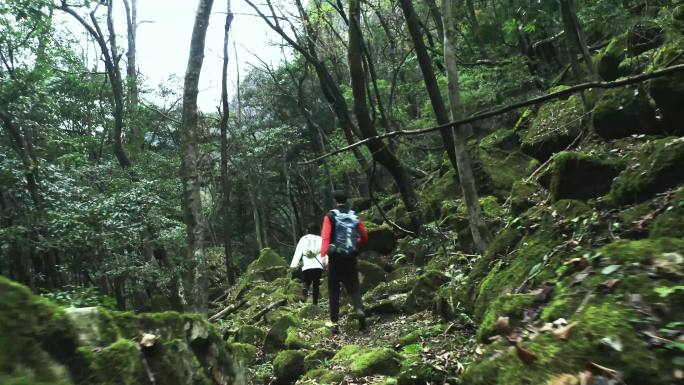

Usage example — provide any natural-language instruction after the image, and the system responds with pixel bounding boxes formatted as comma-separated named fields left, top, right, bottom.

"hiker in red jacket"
left=320, top=190, right=369, bottom=333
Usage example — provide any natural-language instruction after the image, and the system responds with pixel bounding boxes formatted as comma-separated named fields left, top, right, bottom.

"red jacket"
left=320, top=212, right=368, bottom=258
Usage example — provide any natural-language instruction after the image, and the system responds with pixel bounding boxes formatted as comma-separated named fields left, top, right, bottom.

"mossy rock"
left=302, top=368, right=345, bottom=384
left=599, top=237, right=684, bottom=265
left=351, top=348, right=401, bottom=376
left=477, top=293, right=540, bottom=341
left=596, top=35, right=627, bottom=81
left=362, top=222, right=398, bottom=254
left=304, top=349, right=336, bottom=371
left=263, top=314, right=299, bottom=354
left=608, top=137, right=684, bottom=205
left=366, top=298, right=404, bottom=316
left=229, top=342, right=257, bottom=366
left=647, top=41, right=684, bottom=135
left=235, top=324, right=266, bottom=346
left=462, top=302, right=663, bottom=385
left=284, top=327, right=312, bottom=350
left=403, top=271, right=449, bottom=314
left=539, top=151, right=625, bottom=201
left=650, top=208, right=684, bottom=239
left=91, top=339, right=146, bottom=385
left=551, top=199, right=593, bottom=219
left=521, top=96, right=585, bottom=161
left=273, top=350, right=305, bottom=384
left=298, top=303, right=322, bottom=319
left=332, top=345, right=367, bottom=367
left=417, top=168, right=460, bottom=218
left=592, top=85, right=658, bottom=140
left=397, top=361, right=447, bottom=385
left=510, top=180, right=541, bottom=215
left=358, top=260, right=387, bottom=293
left=246, top=248, right=288, bottom=282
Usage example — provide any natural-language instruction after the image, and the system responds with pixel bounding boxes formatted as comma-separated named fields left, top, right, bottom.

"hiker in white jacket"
left=290, top=231, right=324, bottom=305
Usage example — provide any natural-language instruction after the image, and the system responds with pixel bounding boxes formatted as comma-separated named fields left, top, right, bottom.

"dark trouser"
left=302, top=268, right=323, bottom=305
left=328, top=255, right=363, bottom=323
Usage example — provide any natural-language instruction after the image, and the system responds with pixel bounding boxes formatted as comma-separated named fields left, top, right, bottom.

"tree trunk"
left=398, top=0, right=460, bottom=174
left=465, top=0, right=487, bottom=58
left=349, top=0, right=419, bottom=230
left=558, top=0, right=596, bottom=79
left=123, top=0, right=141, bottom=143
left=423, top=0, right=444, bottom=42
left=179, top=0, right=214, bottom=314
left=443, top=0, right=491, bottom=253
left=220, top=0, right=236, bottom=286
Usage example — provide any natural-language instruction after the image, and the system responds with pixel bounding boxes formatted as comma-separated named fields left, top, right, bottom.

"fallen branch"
left=252, top=298, right=287, bottom=322
left=299, top=63, right=684, bottom=165
left=208, top=298, right=248, bottom=321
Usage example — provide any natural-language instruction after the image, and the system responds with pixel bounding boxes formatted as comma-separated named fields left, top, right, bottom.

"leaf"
left=140, top=333, right=157, bottom=347
left=514, top=341, right=537, bottom=364
left=597, top=279, right=620, bottom=292
left=601, top=265, right=621, bottom=275
left=600, top=336, right=623, bottom=352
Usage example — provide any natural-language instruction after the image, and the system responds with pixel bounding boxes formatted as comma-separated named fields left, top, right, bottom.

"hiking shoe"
left=331, top=323, right=340, bottom=335
left=356, top=309, right=367, bottom=331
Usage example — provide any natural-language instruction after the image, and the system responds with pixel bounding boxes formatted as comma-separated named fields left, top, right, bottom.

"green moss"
left=362, top=222, right=398, bottom=254
left=229, top=342, right=257, bottom=366
left=598, top=237, right=684, bottom=264
left=596, top=35, right=627, bottom=81
left=521, top=96, right=585, bottom=161
left=235, top=324, right=266, bottom=346
left=592, top=85, right=658, bottom=140
left=403, top=271, right=449, bottom=314
left=650, top=210, right=684, bottom=238
left=332, top=345, right=367, bottom=366
left=273, top=350, right=305, bottom=384
left=619, top=201, right=652, bottom=224
left=540, top=284, right=574, bottom=321
left=358, top=260, right=387, bottom=293
left=510, top=180, right=539, bottom=215
left=302, top=368, right=345, bottom=384
left=609, top=137, right=684, bottom=205
left=91, top=339, right=145, bottom=385
left=476, top=145, right=539, bottom=198
left=541, top=151, right=625, bottom=201
left=249, top=248, right=288, bottom=271
left=285, top=327, right=312, bottom=350
left=418, top=168, right=460, bottom=219
left=398, top=330, right=422, bottom=346
left=304, top=349, right=336, bottom=371
left=351, top=348, right=401, bottom=376
left=552, top=199, right=593, bottom=219
left=477, top=293, right=540, bottom=341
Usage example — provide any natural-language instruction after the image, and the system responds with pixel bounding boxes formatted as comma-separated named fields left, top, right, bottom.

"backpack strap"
left=327, top=210, right=337, bottom=240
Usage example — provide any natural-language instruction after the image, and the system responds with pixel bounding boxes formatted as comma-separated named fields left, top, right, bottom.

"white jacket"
left=290, top=234, right=324, bottom=271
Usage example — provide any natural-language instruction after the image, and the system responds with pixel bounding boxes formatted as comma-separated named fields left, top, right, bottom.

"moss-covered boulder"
left=521, top=96, right=585, bottom=161
left=596, top=35, right=627, bottom=81
left=350, top=348, right=401, bottom=376
left=301, top=368, right=345, bottom=384
left=403, top=271, right=449, bottom=314
left=229, top=342, right=257, bottom=366
left=462, top=302, right=663, bottom=385
left=592, top=85, right=658, bottom=140
left=263, top=314, right=299, bottom=354
left=509, top=180, right=541, bottom=215
left=358, top=260, right=387, bottom=293
left=608, top=137, right=684, bottom=205
left=235, top=324, right=266, bottom=346
left=304, top=349, right=336, bottom=371
left=0, top=277, right=239, bottom=385
left=247, top=248, right=288, bottom=280
left=626, top=21, right=664, bottom=55
left=362, top=222, right=398, bottom=254
left=539, top=151, right=624, bottom=201
left=273, top=350, right=305, bottom=384
left=648, top=47, right=684, bottom=135
left=477, top=293, right=540, bottom=341
left=332, top=345, right=367, bottom=367
left=284, top=327, right=312, bottom=350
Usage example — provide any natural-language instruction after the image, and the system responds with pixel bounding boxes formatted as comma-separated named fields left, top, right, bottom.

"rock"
left=477, top=293, right=540, bottom=341
left=539, top=151, right=624, bottom=201
left=350, top=348, right=401, bottom=376
left=91, top=338, right=146, bottom=385
left=358, top=260, right=387, bottom=293
left=608, top=137, right=684, bottom=205
left=332, top=345, right=366, bottom=367
left=273, top=350, right=305, bottom=384
left=263, top=314, right=299, bottom=354
left=597, top=35, right=627, bottom=81
left=592, top=86, right=658, bottom=140
left=648, top=72, right=684, bottom=135
left=362, top=222, right=398, bottom=254
left=349, top=197, right=373, bottom=212
left=510, top=180, right=540, bottom=215
left=246, top=248, right=289, bottom=281
left=403, top=271, right=449, bottom=314
left=302, top=368, right=345, bottom=384
left=521, top=96, right=585, bottom=161
left=284, top=327, right=312, bottom=350
left=397, top=362, right=446, bottom=385
left=304, top=348, right=336, bottom=371
left=235, top=324, right=266, bottom=346
left=229, top=342, right=258, bottom=365
left=366, top=299, right=402, bottom=316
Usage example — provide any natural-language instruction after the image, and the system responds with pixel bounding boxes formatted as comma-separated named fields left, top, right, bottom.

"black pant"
left=302, top=268, right=323, bottom=305
left=328, top=255, right=363, bottom=323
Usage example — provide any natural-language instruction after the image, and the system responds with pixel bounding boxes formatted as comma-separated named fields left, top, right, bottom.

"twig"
left=251, top=298, right=287, bottom=322
left=299, top=63, right=684, bottom=165
left=208, top=298, right=248, bottom=321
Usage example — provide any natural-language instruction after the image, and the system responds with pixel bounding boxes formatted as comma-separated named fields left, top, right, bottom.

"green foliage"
left=41, top=286, right=116, bottom=309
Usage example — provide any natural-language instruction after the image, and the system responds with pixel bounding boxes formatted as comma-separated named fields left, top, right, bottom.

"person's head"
left=332, top=189, right=348, bottom=207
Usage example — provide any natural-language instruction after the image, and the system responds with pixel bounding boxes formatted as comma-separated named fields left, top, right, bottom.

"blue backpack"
left=329, top=209, right=360, bottom=256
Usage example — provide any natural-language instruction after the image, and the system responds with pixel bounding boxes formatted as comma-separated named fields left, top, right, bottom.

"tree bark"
left=220, top=0, right=236, bottom=286
left=123, top=0, right=141, bottom=143
left=443, top=0, right=490, bottom=253
left=398, top=0, right=460, bottom=174
left=179, top=0, right=214, bottom=314
left=465, top=0, right=487, bottom=58
left=558, top=0, right=596, bottom=79
left=349, top=0, right=419, bottom=230
left=0, top=109, right=41, bottom=207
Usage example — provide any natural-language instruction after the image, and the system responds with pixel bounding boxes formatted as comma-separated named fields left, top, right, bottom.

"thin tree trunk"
left=179, top=0, right=214, bottom=314
left=424, top=0, right=444, bottom=42
left=558, top=0, right=596, bottom=79
left=465, top=0, right=487, bottom=58
left=398, top=0, right=460, bottom=174
left=220, top=0, right=236, bottom=286
left=443, top=0, right=491, bottom=253
left=123, top=0, right=141, bottom=143
left=349, top=0, right=419, bottom=230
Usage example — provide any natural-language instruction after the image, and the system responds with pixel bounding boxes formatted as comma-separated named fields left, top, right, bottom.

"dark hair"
left=306, top=223, right=319, bottom=234
left=333, top=189, right=348, bottom=204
